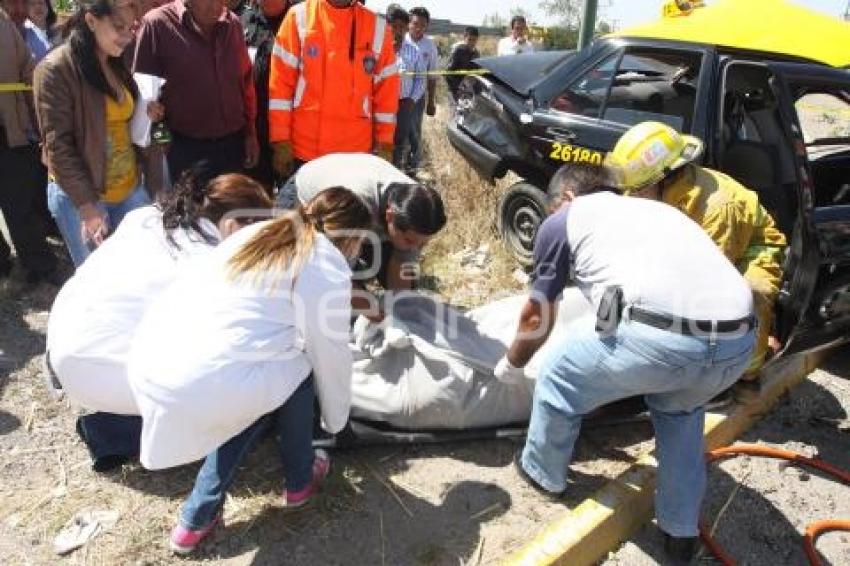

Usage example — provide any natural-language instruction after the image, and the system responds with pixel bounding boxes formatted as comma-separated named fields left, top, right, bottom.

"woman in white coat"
left=46, top=171, right=273, bottom=470
left=127, top=187, right=371, bottom=554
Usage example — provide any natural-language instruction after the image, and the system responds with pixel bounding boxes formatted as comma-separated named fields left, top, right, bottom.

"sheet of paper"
left=129, top=73, right=165, bottom=148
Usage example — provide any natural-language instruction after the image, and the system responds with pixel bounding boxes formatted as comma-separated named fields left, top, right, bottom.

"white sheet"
left=350, top=289, right=594, bottom=429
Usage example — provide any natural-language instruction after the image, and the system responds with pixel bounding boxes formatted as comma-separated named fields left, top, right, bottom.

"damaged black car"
left=448, top=36, right=850, bottom=358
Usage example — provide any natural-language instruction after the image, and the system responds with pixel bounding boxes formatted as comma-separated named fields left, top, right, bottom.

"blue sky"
left=368, top=0, right=847, bottom=29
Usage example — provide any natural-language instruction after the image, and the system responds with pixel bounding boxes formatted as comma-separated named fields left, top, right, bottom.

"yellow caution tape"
left=0, top=83, right=32, bottom=93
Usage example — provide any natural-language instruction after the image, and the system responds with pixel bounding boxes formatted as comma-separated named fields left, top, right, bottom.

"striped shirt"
left=399, top=33, right=438, bottom=101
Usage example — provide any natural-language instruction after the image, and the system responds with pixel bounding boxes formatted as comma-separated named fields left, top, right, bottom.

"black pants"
left=76, top=412, right=142, bottom=472
left=246, top=142, right=274, bottom=195
left=167, top=130, right=246, bottom=185
left=0, top=138, right=56, bottom=273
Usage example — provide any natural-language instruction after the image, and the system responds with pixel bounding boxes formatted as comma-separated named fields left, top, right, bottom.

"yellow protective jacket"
left=664, top=165, right=787, bottom=370
left=268, top=0, right=399, bottom=161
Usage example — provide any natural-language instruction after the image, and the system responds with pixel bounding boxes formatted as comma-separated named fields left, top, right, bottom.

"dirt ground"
left=605, top=347, right=850, bottom=566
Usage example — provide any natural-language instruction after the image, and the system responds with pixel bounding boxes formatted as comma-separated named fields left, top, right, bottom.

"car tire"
left=497, top=181, right=548, bottom=267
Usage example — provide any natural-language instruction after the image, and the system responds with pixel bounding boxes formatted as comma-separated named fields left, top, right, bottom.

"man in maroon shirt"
left=133, top=0, right=259, bottom=182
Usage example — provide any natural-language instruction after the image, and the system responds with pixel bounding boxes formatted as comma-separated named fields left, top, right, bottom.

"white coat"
left=46, top=206, right=221, bottom=414
left=128, top=221, right=354, bottom=470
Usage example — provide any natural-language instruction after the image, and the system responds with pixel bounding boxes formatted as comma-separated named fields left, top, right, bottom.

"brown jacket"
left=0, top=8, right=35, bottom=148
left=34, top=44, right=149, bottom=208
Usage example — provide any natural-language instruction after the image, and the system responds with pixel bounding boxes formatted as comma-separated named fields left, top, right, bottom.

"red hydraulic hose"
left=699, top=443, right=850, bottom=566
left=804, top=520, right=850, bottom=566
left=698, top=523, right=736, bottom=566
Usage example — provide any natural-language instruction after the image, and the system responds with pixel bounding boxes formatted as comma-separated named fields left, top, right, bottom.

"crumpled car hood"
left=476, top=50, right=576, bottom=96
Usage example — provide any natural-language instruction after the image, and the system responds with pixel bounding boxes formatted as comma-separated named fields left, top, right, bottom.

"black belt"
left=629, top=306, right=755, bottom=336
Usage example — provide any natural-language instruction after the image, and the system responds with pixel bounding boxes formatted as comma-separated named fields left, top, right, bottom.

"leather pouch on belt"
left=596, top=285, right=624, bottom=336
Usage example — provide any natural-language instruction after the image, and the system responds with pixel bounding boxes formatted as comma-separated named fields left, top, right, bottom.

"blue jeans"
left=392, top=96, right=427, bottom=172
left=521, top=315, right=754, bottom=537
left=180, top=376, right=316, bottom=530
left=47, top=181, right=150, bottom=266
left=274, top=174, right=299, bottom=210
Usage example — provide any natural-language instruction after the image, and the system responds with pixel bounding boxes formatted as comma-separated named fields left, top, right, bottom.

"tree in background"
left=482, top=12, right=506, bottom=29
left=540, top=0, right=612, bottom=50
left=481, top=1, right=611, bottom=51
left=539, top=0, right=582, bottom=29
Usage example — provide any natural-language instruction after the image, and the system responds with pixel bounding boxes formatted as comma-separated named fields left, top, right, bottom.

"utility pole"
left=578, top=0, right=599, bottom=50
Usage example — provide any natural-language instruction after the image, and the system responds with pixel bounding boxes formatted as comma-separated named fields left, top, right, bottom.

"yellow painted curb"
left=504, top=350, right=828, bottom=566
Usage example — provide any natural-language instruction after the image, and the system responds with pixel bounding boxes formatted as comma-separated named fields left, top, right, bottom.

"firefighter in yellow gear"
left=606, top=121, right=786, bottom=378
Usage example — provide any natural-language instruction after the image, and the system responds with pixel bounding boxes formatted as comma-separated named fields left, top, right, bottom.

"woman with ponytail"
left=127, top=188, right=371, bottom=554
left=47, top=171, right=272, bottom=470
left=33, top=0, right=162, bottom=266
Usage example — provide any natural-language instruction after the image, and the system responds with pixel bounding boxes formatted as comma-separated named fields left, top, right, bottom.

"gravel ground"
left=605, top=346, right=850, bottom=566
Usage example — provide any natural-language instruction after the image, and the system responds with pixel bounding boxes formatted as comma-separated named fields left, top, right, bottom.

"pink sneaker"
left=283, top=449, right=331, bottom=508
left=169, top=514, right=222, bottom=555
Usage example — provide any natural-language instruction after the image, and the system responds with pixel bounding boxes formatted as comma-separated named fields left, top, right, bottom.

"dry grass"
left=418, top=96, right=525, bottom=308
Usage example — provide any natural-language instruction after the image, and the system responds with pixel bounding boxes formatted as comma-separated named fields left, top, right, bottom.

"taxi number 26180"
left=549, top=142, right=603, bottom=165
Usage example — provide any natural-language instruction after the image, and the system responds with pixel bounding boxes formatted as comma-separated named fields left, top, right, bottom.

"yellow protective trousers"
left=740, top=245, right=784, bottom=373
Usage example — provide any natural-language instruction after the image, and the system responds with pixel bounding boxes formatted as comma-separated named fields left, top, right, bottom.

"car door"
left=527, top=42, right=714, bottom=176
left=768, top=62, right=850, bottom=355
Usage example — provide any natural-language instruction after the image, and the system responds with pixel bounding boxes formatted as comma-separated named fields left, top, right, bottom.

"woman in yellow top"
left=606, top=122, right=787, bottom=383
left=34, top=0, right=162, bottom=266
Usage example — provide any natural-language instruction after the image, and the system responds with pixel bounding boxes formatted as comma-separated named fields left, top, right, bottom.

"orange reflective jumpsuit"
left=268, top=0, right=400, bottom=162
left=664, top=165, right=787, bottom=373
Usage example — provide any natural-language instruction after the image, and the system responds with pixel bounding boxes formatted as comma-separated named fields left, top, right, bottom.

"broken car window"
left=551, top=49, right=703, bottom=133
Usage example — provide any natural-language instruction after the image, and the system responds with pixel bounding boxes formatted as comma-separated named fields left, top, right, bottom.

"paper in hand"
left=129, top=73, right=165, bottom=147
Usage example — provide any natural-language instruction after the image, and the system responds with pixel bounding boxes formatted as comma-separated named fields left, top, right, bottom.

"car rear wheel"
left=497, top=182, right=548, bottom=267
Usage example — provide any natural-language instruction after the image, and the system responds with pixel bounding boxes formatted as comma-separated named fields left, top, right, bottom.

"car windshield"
left=795, top=91, right=850, bottom=158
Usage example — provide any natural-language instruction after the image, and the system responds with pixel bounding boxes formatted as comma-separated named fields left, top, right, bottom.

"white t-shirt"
left=530, top=192, right=753, bottom=321
left=47, top=206, right=221, bottom=414
left=128, top=221, right=354, bottom=469
left=497, top=36, right=536, bottom=56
